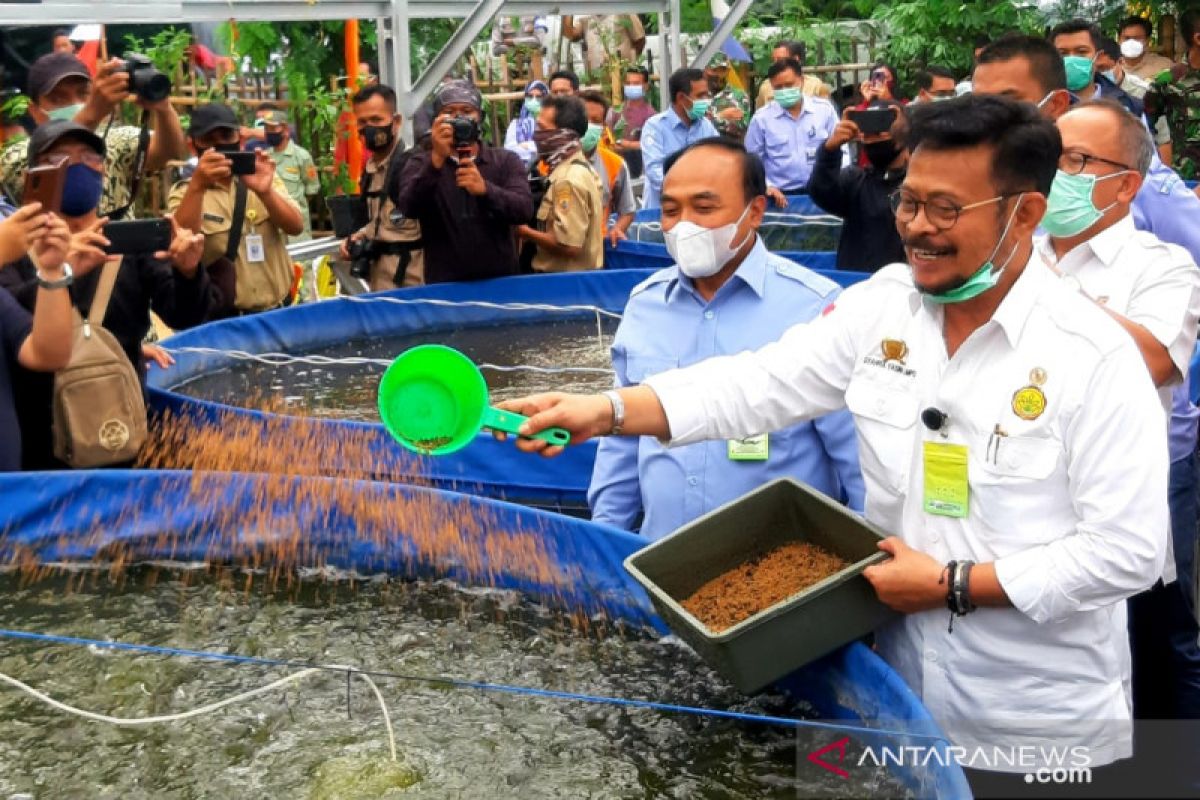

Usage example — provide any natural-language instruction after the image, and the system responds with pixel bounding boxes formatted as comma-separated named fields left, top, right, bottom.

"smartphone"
left=23, top=158, right=68, bottom=214
left=226, top=151, right=257, bottom=176
left=104, top=218, right=172, bottom=255
left=848, top=107, right=896, bottom=136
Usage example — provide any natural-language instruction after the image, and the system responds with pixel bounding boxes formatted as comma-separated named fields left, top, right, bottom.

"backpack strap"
left=87, top=259, right=122, bottom=327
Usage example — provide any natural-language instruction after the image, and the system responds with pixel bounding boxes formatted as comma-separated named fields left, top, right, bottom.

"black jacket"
left=0, top=252, right=218, bottom=470
left=807, top=144, right=907, bottom=273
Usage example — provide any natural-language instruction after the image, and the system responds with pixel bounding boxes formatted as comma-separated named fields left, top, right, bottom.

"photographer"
left=392, top=81, right=532, bottom=283
left=339, top=84, right=423, bottom=290
left=168, top=103, right=304, bottom=315
left=0, top=52, right=187, bottom=219
left=516, top=95, right=604, bottom=272
left=0, top=120, right=217, bottom=470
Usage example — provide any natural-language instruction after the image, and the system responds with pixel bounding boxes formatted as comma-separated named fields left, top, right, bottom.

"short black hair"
left=352, top=83, right=397, bottom=110
left=542, top=95, right=588, bottom=137
left=907, top=94, right=1061, bottom=196
left=767, top=58, right=803, bottom=82
left=625, top=66, right=650, bottom=83
left=973, top=34, right=992, bottom=50
left=663, top=137, right=766, bottom=203
left=1183, top=9, right=1200, bottom=48
left=773, top=40, right=806, bottom=62
left=668, top=67, right=706, bottom=104
left=1049, top=19, right=1102, bottom=51
left=51, top=28, right=70, bottom=40
left=578, top=88, right=609, bottom=113
left=978, top=34, right=1068, bottom=94
left=916, top=65, right=955, bottom=90
left=258, top=100, right=279, bottom=112
left=1098, top=37, right=1121, bottom=62
left=1117, top=15, right=1153, bottom=40
left=549, top=69, right=580, bottom=91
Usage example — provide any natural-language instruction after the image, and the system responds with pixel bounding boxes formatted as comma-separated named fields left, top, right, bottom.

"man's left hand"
left=155, top=214, right=204, bottom=277
left=862, top=537, right=946, bottom=614
left=767, top=187, right=788, bottom=208
left=88, top=59, right=132, bottom=118
left=241, top=149, right=277, bottom=195
left=608, top=227, right=627, bottom=248
left=456, top=160, right=487, bottom=196
left=515, top=224, right=535, bottom=241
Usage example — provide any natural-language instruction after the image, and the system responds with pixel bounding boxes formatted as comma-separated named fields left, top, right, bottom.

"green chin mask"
left=921, top=195, right=1024, bottom=305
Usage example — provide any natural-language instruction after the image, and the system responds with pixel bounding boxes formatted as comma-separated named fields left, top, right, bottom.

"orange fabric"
left=344, top=20, right=362, bottom=192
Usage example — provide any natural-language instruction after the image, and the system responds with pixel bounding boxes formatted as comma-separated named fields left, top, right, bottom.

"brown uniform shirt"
left=355, top=143, right=424, bottom=291
left=532, top=151, right=604, bottom=273
left=167, top=176, right=298, bottom=312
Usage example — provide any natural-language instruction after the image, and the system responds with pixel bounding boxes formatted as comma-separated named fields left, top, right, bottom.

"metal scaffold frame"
left=0, top=0, right=754, bottom=137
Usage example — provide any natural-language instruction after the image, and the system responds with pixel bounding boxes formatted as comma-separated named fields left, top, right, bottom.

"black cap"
left=188, top=103, right=240, bottom=138
left=27, top=52, right=92, bottom=100
left=26, top=119, right=105, bottom=162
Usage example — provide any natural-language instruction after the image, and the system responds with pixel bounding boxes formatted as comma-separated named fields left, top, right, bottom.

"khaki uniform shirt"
left=268, top=139, right=319, bottom=240
left=756, top=75, right=832, bottom=108
left=1125, top=52, right=1177, bottom=82
left=167, top=176, right=298, bottom=311
left=1, top=124, right=141, bottom=217
left=533, top=151, right=604, bottom=273
left=354, top=143, right=424, bottom=291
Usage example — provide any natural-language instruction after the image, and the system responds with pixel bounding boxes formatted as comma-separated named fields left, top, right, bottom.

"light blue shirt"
left=743, top=98, right=840, bottom=192
left=1131, top=153, right=1200, bottom=462
left=588, top=238, right=865, bottom=540
left=640, top=108, right=718, bottom=210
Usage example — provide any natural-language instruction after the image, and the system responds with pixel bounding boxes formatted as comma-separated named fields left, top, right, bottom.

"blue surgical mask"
left=60, top=163, right=103, bottom=217
left=45, top=103, right=83, bottom=122
left=1041, top=169, right=1127, bottom=237
left=623, top=84, right=644, bottom=100
left=1063, top=55, right=1096, bottom=92
left=923, top=195, right=1025, bottom=304
left=687, top=97, right=712, bottom=121
left=1100, top=68, right=1118, bottom=84
left=774, top=87, right=803, bottom=108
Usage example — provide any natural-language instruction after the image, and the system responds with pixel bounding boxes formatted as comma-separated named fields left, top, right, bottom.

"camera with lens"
left=119, top=54, right=172, bottom=103
left=347, top=238, right=377, bottom=280
left=448, top=115, right=480, bottom=150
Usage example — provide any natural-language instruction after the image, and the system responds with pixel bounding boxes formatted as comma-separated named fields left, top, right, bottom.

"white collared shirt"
left=645, top=257, right=1168, bottom=769
left=1035, top=213, right=1200, bottom=410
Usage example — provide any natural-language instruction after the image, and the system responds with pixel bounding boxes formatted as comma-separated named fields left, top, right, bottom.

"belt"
left=231, top=301, right=287, bottom=317
left=374, top=241, right=423, bottom=256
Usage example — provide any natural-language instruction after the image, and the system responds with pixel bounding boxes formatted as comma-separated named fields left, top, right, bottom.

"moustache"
left=902, top=236, right=956, bottom=254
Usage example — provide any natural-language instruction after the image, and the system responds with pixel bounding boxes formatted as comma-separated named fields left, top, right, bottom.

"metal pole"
left=689, top=0, right=754, bottom=69
left=407, top=0, right=505, bottom=116
left=657, top=9, right=672, bottom=109
left=392, top=6, right=415, bottom=144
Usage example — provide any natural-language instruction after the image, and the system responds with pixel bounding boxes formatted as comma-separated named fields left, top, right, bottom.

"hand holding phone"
left=847, top=107, right=897, bottom=136
left=103, top=218, right=172, bottom=255
left=23, top=158, right=68, bottom=214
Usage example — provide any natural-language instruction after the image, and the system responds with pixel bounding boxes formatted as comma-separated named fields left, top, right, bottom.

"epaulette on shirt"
left=770, top=256, right=840, bottom=297
left=628, top=266, right=675, bottom=298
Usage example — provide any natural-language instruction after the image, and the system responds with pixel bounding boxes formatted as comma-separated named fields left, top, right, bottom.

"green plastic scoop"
left=377, top=344, right=572, bottom=456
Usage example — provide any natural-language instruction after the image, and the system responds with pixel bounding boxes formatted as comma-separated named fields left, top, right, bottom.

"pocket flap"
left=845, top=380, right=919, bottom=429
left=975, top=435, right=1061, bottom=480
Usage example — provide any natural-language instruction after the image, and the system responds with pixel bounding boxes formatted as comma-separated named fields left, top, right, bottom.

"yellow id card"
left=923, top=441, right=968, bottom=518
left=728, top=434, right=769, bottom=461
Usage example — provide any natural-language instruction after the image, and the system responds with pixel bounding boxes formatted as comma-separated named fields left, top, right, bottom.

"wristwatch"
left=602, top=389, right=625, bottom=436
left=36, top=262, right=74, bottom=290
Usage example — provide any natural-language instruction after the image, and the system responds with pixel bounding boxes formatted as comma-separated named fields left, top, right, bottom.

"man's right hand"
left=85, top=58, right=132, bottom=121
left=430, top=114, right=456, bottom=169
left=826, top=115, right=861, bottom=151
left=0, top=203, right=49, bottom=265
left=492, top=392, right=615, bottom=456
left=192, top=148, right=233, bottom=189
left=30, top=213, right=71, bottom=276
left=338, top=234, right=362, bottom=261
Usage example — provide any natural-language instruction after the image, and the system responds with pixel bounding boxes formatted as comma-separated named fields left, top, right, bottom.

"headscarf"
left=433, top=80, right=483, bottom=113
left=516, top=79, right=549, bottom=142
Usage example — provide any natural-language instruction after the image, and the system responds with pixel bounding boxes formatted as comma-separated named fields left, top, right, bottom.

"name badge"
left=245, top=234, right=266, bottom=263
left=923, top=441, right=968, bottom=518
left=805, top=147, right=818, bottom=161
left=728, top=434, right=769, bottom=462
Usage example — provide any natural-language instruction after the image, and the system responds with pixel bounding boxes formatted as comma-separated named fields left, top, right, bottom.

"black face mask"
left=265, top=132, right=284, bottom=147
left=360, top=124, right=395, bottom=152
left=864, top=140, right=901, bottom=173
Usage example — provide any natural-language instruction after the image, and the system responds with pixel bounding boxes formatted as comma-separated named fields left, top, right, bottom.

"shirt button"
left=924, top=649, right=939, bottom=663
left=703, top=310, right=715, bottom=320
left=874, top=397, right=886, bottom=413
left=688, top=477, right=699, bottom=486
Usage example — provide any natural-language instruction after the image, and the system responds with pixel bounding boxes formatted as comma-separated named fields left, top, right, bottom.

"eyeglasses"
left=1059, top=150, right=1131, bottom=175
left=36, top=151, right=103, bottom=169
left=889, top=191, right=1018, bottom=231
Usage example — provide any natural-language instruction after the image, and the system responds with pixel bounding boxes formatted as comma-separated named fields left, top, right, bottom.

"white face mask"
left=1120, top=39, right=1145, bottom=59
left=664, top=204, right=753, bottom=278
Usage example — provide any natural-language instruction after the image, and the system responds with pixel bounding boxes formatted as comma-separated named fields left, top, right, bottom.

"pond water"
left=0, top=568, right=907, bottom=799
left=171, top=319, right=619, bottom=422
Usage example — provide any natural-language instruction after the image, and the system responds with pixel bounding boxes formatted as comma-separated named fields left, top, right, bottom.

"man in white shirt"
left=496, top=95, right=1169, bottom=792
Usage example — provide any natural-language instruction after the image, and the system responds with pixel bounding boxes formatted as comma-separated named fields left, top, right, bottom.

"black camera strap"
left=224, top=182, right=249, bottom=263
left=105, top=108, right=151, bottom=222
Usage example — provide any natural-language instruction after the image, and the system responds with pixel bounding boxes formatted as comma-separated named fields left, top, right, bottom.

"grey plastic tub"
left=623, top=477, right=899, bottom=694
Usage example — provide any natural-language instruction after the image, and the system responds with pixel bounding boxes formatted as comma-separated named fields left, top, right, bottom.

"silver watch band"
left=36, top=262, right=74, bottom=290
left=602, top=389, right=625, bottom=436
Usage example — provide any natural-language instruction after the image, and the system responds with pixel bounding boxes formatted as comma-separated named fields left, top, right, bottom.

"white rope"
left=0, top=663, right=398, bottom=762
left=338, top=295, right=623, bottom=321
left=162, top=347, right=614, bottom=377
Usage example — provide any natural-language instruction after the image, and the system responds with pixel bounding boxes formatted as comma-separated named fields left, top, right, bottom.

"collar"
left=664, top=236, right=769, bottom=305
left=548, top=149, right=588, bottom=175
left=276, top=139, right=296, bottom=157
left=1036, top=213, right=1135, bottom=270
left=986, top=250, right=1049, bottom=348
left=670, top=106, right=693, bottom=128
left=769, top=100, right=807, bottom=119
